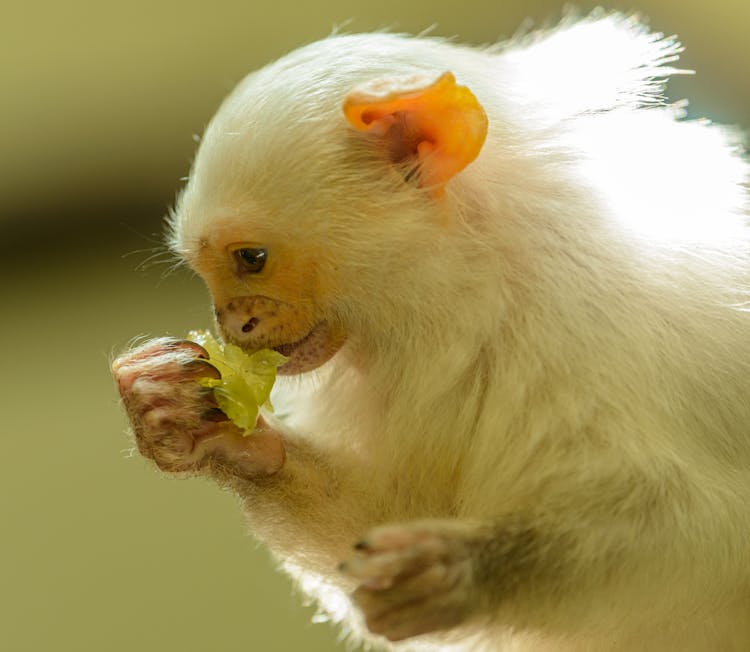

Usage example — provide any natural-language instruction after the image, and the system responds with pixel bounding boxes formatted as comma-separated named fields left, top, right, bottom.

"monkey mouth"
left=272, top=326, right=320, bottom=358
left=272, top=321, right=344, bottom=375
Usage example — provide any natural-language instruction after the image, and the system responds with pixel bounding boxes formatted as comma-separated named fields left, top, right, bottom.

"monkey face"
left=168, top=40, right=490, bottom=377
left=176, top=215, right=347, bottom=376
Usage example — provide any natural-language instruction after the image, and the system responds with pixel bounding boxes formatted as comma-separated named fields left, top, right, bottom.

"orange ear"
left=343, top=72, right=488, bottom=195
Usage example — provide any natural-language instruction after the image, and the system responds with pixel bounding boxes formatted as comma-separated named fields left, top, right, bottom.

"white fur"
left=170, top=12, right=750, bottom=651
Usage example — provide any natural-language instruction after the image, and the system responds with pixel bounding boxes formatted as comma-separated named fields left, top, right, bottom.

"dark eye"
left=234, top=247, right=267, bottom=273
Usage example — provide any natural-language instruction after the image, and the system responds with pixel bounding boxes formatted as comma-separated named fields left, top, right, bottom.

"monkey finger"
left=354, top=561, right=453, bottom=607
left=195, top=426, right=286, bottom=478
left=112, top=337, right=209, bottom=372
left=355, top=563, right=469, bottom=641
left=341, top=546, right=435, bottom=587
left=354, top=522, right=456, bottom=555
left=363, top=589, right=468, bottom=642
left=115, top=357, right=220, bottom=397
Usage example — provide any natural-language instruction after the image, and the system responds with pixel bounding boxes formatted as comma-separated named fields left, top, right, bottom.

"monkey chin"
left=271, top=321, right=346, bottom=375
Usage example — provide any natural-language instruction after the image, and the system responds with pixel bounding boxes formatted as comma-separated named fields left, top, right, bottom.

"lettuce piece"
left=186, top=330, right=287, bottom=433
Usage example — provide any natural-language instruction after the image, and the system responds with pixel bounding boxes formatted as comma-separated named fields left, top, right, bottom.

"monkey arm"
left=338, top=455, right=746, bottom=644
left=113, top=338, right=388, bottom=581
left=209, top=431, right=380, bottom=574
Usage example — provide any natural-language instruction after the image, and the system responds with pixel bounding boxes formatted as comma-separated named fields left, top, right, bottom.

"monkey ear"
left=343, top=72, right=488, bottom=195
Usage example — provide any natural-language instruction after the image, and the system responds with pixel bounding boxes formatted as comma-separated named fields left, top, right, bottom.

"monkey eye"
left=233, top=247, right=267, bottom=273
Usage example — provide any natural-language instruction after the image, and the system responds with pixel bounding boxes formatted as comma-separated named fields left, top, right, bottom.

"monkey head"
left=168, top=35, right=489, bottom=375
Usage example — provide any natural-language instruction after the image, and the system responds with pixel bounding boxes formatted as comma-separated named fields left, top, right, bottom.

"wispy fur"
left=160, top=12, right=749, bottom=651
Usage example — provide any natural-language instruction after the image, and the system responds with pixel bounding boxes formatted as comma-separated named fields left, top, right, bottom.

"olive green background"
left=1, top=1, right=747, bottom=651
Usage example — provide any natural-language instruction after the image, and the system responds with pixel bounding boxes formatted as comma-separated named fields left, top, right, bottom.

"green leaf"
left=187, top=330, right=288, bottom=434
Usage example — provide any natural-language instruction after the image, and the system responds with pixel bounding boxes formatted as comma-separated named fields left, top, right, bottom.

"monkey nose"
left=242, top=317, right=260, bottom=333
left=214, top=296, right=283, bottom=346
left=215, top=303, right=262, bottom=345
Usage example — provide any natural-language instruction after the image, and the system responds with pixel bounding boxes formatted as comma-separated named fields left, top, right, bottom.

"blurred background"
left=1, top=1, right=747, bottom=650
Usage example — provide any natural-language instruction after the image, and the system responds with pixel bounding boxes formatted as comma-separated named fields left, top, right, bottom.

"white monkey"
left=113, top=12, right=750, bottom=651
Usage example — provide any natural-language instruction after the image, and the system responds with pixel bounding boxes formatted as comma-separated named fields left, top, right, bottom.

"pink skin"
left=112, top=338, right=285, bottom=477
left=270, top=321, right=340, bottom=375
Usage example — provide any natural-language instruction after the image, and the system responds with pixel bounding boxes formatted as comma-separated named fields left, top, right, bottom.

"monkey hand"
left=341, top=521, right=487, bottom=642
left=112, top=337, right=285, bottom=477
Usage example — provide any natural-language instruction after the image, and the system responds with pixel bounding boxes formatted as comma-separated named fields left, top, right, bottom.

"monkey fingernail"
left=183, top=359, right=221, bottom=379
left=171, top=339, right=211, bottom=359
left=204, top=407, right=230, bottom=422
